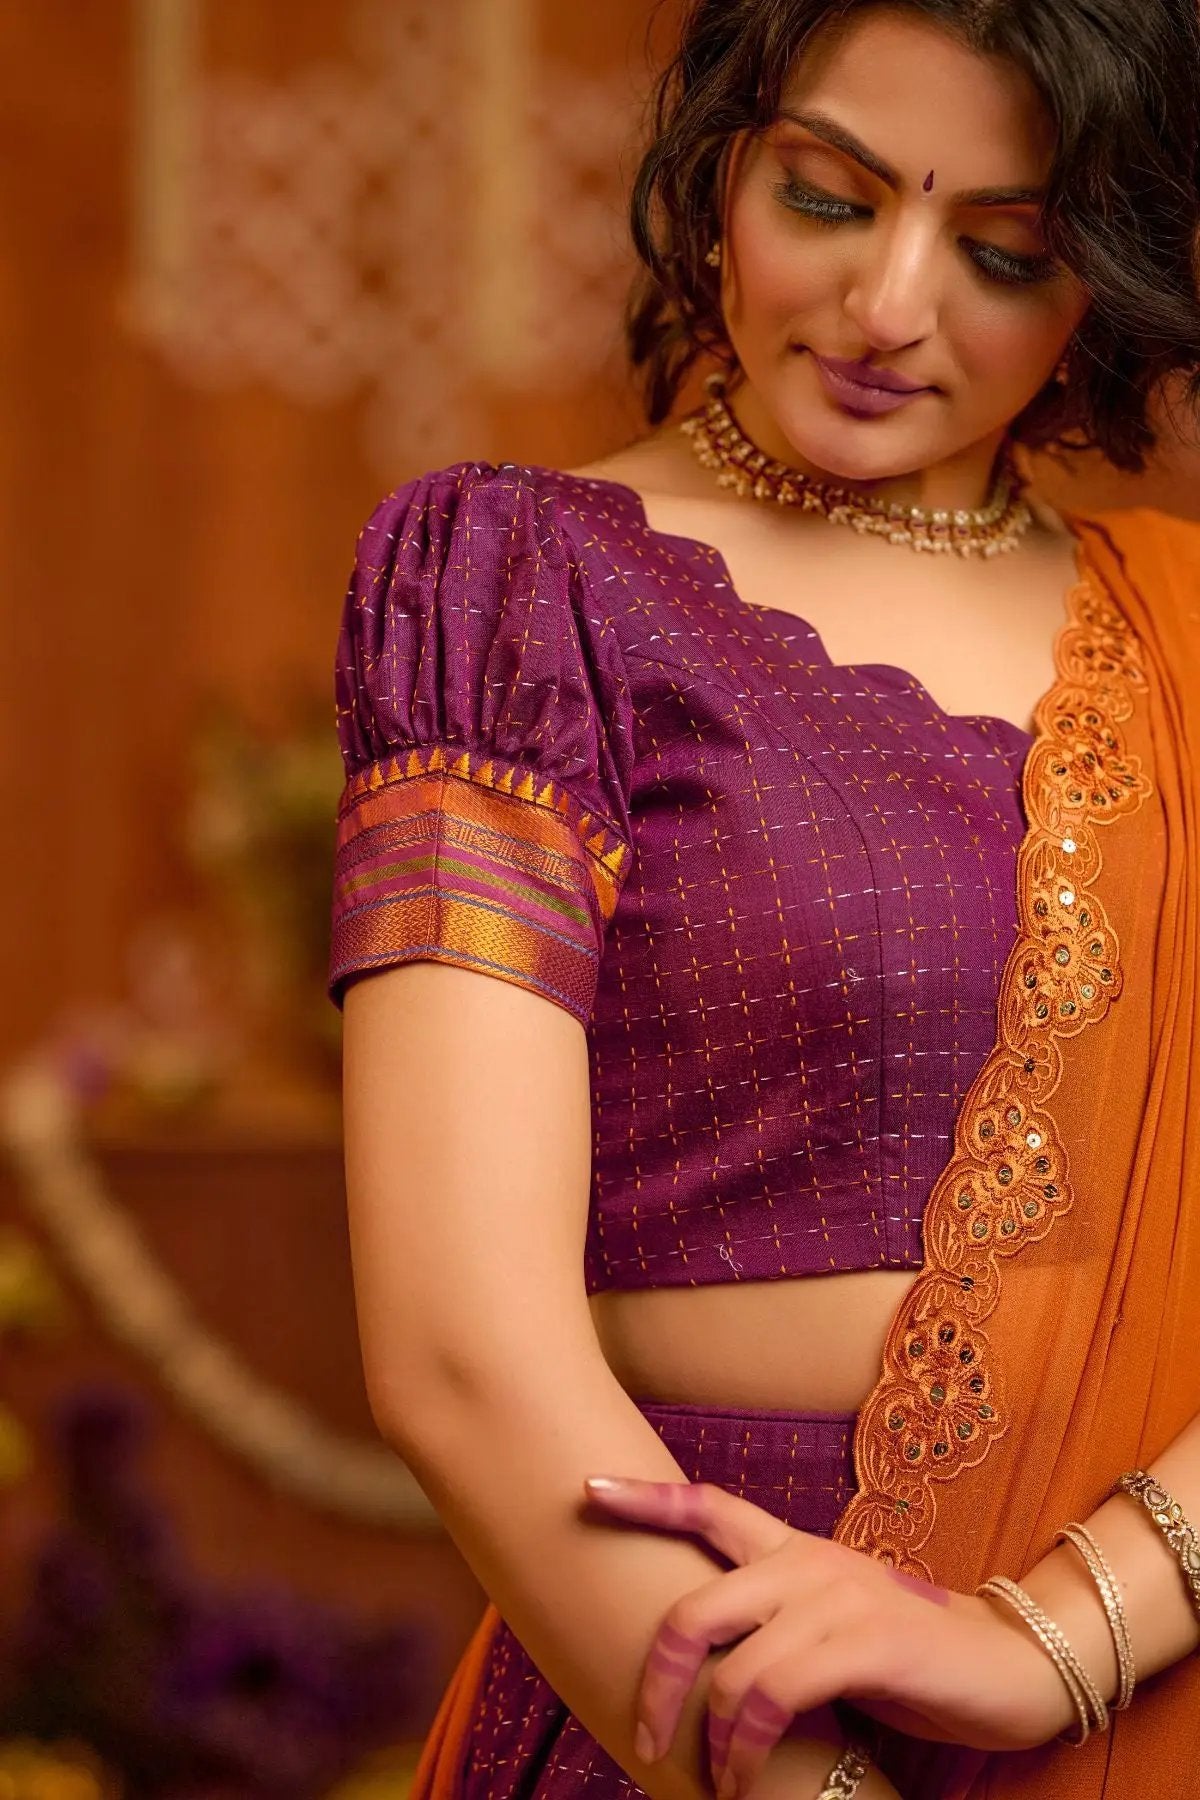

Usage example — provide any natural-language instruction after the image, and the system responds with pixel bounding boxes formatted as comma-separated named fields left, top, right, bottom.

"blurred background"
left=0, top=5, right=1195, bottom=1799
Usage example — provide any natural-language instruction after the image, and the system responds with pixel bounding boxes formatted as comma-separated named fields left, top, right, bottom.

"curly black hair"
left=626, top=0, right=1200, bottom=472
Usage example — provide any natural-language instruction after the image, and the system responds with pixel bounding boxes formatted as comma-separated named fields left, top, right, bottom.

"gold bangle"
left=815, top=1741, right=871, bottom=1798
left=1055, top=1522, right=1136, bottom=1709
left=1113, top=1470, right=1200, bottom=1623
left=977, top=1575, right=1108, bottom=1745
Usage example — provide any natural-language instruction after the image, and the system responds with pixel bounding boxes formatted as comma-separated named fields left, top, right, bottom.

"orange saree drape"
left=410, top=503, right=1200, bottom=1800
left=839, top=503, right=1200, bottom=1797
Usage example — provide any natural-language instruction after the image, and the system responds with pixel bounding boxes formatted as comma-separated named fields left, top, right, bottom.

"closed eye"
left=961, top=239, right=1059, bottom=286
left=770, top=175, right=1060, bottom=287
left=771, top=174, right=867, bottom=228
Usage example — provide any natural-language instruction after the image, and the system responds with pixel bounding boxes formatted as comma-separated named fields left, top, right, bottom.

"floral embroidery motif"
left=832, top=561, right=1151, bottom=1577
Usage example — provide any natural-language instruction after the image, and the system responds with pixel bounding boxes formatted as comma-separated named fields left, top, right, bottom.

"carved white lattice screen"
left=128, top=0, right=644, bottom=471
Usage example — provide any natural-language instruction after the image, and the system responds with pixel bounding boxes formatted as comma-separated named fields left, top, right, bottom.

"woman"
left=328, top=3, right=1200, bottom=1797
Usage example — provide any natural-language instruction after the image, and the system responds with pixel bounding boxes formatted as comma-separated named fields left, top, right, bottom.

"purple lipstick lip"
left=815, top=352, right=929, bottom=394
left=809, top=350, right=932, bottom=417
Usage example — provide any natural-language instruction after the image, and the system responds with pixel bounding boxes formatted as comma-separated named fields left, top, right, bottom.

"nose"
left=841, top=212, right=940, bottom=354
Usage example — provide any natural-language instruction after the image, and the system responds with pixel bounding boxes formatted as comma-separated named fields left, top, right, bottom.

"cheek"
left=727, top=200, right=835, bottom=332
left=951, top=294, right=1078, bottom=390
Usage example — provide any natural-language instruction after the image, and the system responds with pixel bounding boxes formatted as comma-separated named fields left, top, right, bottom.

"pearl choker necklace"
left=680, top=372, right=1034, bottom=558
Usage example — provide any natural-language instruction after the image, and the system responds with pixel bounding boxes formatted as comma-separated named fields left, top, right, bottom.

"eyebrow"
left=775, top=107, right=1046, bottom=207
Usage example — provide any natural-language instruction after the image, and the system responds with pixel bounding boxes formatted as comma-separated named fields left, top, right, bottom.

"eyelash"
left=769, top=175, right=1058, bottom=288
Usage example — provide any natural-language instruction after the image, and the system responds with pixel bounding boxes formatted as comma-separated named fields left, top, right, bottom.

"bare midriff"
left=587, top=1268, right=921, bottom=1413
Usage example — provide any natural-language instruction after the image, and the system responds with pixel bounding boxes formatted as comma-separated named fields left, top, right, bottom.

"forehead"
left=779, top=8, right=1057, bottom=182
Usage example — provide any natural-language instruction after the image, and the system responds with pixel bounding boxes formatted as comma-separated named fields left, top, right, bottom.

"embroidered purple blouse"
left=328, top=461, right=1033, bottom=1295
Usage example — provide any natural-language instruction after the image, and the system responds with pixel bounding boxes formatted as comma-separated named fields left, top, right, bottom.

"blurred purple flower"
left=5, top=1380, right=428, bottom=1798
left=341, top=1616, right=434, bottom=1735
left=53, top=1384, right=151, bottom=1496
left=107, top=1493, right=188, bottom=1601
left=152, top=1586, right=361, bottom=1788
left=51, top=1031, right=118, bottom=1105
left=17, top=1531, right=117, bottom=1666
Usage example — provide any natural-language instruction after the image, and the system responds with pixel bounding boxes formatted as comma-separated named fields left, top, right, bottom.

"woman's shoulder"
left=353, top=454, right=665, bottom=582
left=1066, top=498, right=1200, bottom=547
left=1067, top=500, right=1200, bottom=592
left=1064, top=501, right=1200, bottom=661
left=343, top=454, right=672, bottom=655
left=1121, top=502, right=1200, bottom=554
left=365, top=453, right=650, bottom=523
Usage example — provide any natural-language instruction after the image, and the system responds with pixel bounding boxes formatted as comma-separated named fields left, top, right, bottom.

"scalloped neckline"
left=537, top=462, right=1093, bottom=746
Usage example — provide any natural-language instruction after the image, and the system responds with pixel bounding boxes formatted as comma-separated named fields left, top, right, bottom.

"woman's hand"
left=582, top=1474, right=1075, bottom=1800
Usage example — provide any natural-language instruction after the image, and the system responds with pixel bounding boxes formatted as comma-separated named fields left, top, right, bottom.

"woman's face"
left=719, top=5, right=1092, bottom=485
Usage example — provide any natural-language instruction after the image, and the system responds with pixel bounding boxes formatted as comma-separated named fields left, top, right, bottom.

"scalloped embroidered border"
left=831, top=557, right=1152, bottom=1577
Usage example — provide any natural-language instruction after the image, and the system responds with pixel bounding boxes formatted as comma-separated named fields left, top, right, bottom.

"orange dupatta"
left=833, top=503, right=1200, bottom=1796
left=410, top=503, right=1200, bottom=1800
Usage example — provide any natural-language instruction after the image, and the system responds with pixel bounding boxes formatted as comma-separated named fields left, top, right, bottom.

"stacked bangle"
left=1113, top=1470, right=1200, bottom=1625
left=808, top=1476, right=1198, bottom=1792
left=974, top=1472, right=1200, bottom=1757
left=976, top=1574, right=1108, bottom=1745
left=1054, top=1521, right=1136, bottom=1709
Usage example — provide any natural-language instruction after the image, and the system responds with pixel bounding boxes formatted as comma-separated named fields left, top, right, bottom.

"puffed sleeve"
left=327, top=461, right=637, bottom=1026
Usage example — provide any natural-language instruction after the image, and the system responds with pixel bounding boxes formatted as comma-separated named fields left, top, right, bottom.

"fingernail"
left=634, top=1721, right=657, bottom=1763
left=717, top=1772, right=737, bottom=1800
left=584, top=1476, right=629, bottom=1493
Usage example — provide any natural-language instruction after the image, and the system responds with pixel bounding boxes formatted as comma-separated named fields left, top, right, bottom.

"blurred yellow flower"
left=0, top=1229, right=65, bottom=1336
left=0, top=1740, right=115, bottom=1800
left=323, top=1743, right=423, bottom=1800
left=0, top=1228, right=64, bottom=1489
left=0, top=1412, right=30, bottom=1488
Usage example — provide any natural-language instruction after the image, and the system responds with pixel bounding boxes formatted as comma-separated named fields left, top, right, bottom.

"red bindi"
left=923, top=169, right=935, bottom=192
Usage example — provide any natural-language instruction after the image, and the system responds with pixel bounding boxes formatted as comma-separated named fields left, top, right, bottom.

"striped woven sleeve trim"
left=328, top=743, right=632, bottom=1025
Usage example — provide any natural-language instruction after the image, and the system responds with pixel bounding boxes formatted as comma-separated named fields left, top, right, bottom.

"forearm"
left=386, top=1356, right=900, bottom=1799
left=1010, top=1409, right=1200, bottom=1732
left=344, top=964, right=899, bottom=1794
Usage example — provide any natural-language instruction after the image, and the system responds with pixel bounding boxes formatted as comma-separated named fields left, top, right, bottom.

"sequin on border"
left=831, top=560, right=1151, bottom=1577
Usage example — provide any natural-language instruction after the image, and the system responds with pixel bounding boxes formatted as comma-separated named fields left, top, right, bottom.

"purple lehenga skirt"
left=454, top=1397, right=861, bottom=1799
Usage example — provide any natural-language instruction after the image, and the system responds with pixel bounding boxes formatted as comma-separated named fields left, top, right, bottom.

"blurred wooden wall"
left=0, top=0, right=684, bottom=1736
left=0, top=0, right=676, bottom=1066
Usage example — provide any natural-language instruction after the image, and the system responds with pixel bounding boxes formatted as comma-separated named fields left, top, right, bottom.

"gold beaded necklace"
left=680, top=371, right=1034, bottom=557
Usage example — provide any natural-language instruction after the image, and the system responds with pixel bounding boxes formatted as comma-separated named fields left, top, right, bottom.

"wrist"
left=973, top=1588, right=1085, bottom=1747
left=1016, top=1543, right=1120, bottom=1735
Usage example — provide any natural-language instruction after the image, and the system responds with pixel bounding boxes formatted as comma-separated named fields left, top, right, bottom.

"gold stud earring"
left=1054, top=349, right=1071, bottom=385
left=704, top=238, right=723, bottom=268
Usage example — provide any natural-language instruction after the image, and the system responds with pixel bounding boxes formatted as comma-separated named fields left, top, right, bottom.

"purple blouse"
left=328, top=461, right=1033, bottom=1295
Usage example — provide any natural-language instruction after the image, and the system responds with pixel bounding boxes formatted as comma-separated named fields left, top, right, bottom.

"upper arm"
left=328, top=465, right=637, bottom=1434
left=341, top=957, right=604, bottom=1435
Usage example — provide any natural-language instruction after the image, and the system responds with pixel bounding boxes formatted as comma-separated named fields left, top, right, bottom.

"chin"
left=767, top=349, right=962, bottom=485
left=782, top=415, right=934, bottom=487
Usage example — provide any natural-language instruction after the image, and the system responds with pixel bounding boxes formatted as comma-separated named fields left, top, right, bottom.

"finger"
left=721, top=1624, right=872, bottom=1800
left=706, top=1610, right=817, bottom=1798
left=582, top=1477, right=793, bottom=1565
left=706, top=1694, right=841, bottom=1796
left=637, top=1561, right=797, bottom=1760
left=639, top=1616, right=710, bottom=1762
left=716, top=1681, right=794, bottom=1800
